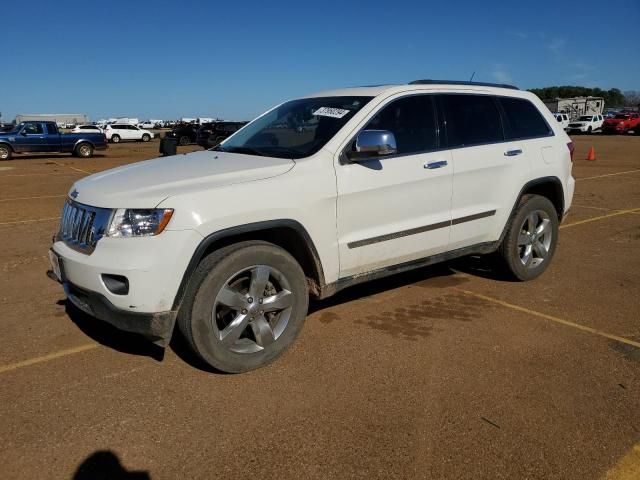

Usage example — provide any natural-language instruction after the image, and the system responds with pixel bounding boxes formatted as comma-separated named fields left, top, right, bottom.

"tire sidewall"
left=188, top=243, right=309, bottom=372
left=76, top=143, right=92, bottom=158
left=179, top=135, right=190, bottom=146
left=111, top=135, right=120, bottom=143
left=142, top=134, right=150, bottom=142
left=0, top=144, right=10, bottom=160
left=503, top=195, right=559, bottom=281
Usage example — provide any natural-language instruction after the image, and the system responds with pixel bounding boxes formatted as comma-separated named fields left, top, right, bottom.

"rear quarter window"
left=498, top=97, right=552, bottom=140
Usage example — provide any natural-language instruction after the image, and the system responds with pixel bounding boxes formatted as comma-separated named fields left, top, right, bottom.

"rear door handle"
left=424, top=160, right=448, bottom=169
left=504, top=148, right=523, bottom=156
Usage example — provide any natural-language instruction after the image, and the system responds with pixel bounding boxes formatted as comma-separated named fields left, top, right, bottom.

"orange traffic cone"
left=586, top=146, right=596, bottom=161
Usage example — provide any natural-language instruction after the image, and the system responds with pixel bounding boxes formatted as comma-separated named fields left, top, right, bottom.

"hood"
left=71, top=150, right=295, bottom=208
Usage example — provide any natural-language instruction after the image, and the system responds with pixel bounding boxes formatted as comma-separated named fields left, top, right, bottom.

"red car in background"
left=602, top=113, right=640, bottom=134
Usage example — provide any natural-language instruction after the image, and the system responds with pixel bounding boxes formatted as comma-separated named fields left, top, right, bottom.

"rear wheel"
left=178, top=241, right=309, bottom=373
left=179, top=135, right=190, bottom=146
left=111, top=134, right=121, bottom=143
left=74, top=142, right=93, bottom=158
left=498, top=195, right=559, bottom=281
left=141, top=134, right=151, bottom=142
left=0, top=144, right=12, bottom=160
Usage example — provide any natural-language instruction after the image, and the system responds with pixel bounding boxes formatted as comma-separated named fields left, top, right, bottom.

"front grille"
left=57, top=200, right=112, bottom=254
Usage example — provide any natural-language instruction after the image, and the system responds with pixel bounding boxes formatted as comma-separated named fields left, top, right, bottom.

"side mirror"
left=349, top=130, right=397, bottom=161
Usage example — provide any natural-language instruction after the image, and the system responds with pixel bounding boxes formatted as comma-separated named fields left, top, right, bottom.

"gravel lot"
left=0, top=136, right=638, bottom=479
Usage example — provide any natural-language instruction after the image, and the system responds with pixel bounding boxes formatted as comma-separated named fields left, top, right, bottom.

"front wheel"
left=498, top=195, right=559, bottom=281
left=0, top=144, right=12, bottom=160
left=179, top=135, right=190, bottom=146
left=587, top=126, right=592, bottom=134
left=141, top=134, right=151, bottom=142
left=178, top=241, right=309, bottom=373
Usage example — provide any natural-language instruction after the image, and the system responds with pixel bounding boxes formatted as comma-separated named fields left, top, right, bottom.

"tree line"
left=527, top=86, right=640, bottom=107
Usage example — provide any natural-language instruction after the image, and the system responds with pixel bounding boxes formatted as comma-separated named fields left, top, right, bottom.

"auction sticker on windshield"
left=313, top=107, right=350, bottom=119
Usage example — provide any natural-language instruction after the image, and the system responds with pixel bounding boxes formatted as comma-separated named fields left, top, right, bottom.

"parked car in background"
left=0, top=121, right=107, bottom=160
left=553, top=113, right=570, bottom=130
left=104, top=124, right=153, bottom=143
left=566, top=114, right=604, bottom=134
left=202, top=121, right=248, bottom=148
left=138, top=121, right=155, bottom=129
left=165, top=123, right=199, bottom=145
left=71, top=125, right=104, bottom=134
left=601, top=113, right=640, bottom=134
left=49, top=81, right=575, bottom=373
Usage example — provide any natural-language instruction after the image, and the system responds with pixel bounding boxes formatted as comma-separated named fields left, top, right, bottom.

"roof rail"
left=409, top=79, right=519, bottom=90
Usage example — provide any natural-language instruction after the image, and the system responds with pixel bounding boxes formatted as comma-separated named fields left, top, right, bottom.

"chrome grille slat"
left=56, top=199, right=112, bottom=255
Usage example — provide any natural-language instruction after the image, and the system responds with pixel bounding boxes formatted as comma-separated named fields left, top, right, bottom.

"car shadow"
left=62, top=253, right=514, bottom=373
left=63, top=300, right=165, bottom=361
left=73, top=450, right=150, bottom=479
left=447, top=254, right=519, bottom=283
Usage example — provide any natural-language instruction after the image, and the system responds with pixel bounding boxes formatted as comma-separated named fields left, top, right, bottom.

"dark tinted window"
left=442, top=94, right=503, bottom=147
left=46, top=123, right=58, bottom=135
left=499, top=97, right=552, bottom=139
left=364, top=95, right=438, bottom=155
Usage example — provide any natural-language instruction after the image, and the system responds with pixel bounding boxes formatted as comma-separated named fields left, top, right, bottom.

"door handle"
left=504, top=148, right=523, bottom=156
left=424, top=160, right=448, bottom=169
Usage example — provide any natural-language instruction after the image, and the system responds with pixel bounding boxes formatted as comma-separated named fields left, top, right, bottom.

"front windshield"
left=217, top=96, right=372, bottom=159
left=578, top=116, right=592, bottom=121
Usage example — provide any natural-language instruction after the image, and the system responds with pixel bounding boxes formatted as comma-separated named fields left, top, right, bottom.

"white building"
left=15, top=113, right=89, bottom=126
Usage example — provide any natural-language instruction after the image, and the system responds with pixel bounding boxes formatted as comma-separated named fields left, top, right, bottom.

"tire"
left=74, top=142, right=93, bottom=158
left=587, top=126, right=592, bottom=134
left=111, top=134, right=121, bottom=144
left=0, top=144, right=11, bottom=160
left=141, top=134, right=151, bottom=142
left=178, top=241, right=309, bottom=373
left=179, top=135, right=190, bottom=146
left=497, top=195, right=559, bottom=281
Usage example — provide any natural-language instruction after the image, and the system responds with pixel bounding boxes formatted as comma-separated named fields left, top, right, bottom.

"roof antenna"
left=469, top=71, right=476, bottom=82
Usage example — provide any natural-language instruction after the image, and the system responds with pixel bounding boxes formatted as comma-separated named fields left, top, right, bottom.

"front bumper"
left=50, top=228, right=204, bottom=345
left=63, top=281, right=176, bottom=346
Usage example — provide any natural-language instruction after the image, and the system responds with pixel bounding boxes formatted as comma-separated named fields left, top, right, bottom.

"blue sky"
left=1, top=0, right=638, bottom=122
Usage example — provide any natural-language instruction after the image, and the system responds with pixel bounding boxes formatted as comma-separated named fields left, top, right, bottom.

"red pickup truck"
left=602, top=113, right=640, bottom=134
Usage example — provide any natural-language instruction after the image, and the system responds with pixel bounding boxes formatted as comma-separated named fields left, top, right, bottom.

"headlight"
left=107, top=209, right=173, bottom=237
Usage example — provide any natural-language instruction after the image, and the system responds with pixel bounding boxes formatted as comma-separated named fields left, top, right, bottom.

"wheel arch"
left=73, top=139, right=96, bottom=150
left=498, top=176, right=565, bottom=244
left=172, top=220, right=325, bottom=310
left=0, top=142, right=15, bottom=152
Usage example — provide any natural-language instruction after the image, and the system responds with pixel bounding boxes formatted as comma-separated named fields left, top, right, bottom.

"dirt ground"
left=0, top=135, right=639, bottom=479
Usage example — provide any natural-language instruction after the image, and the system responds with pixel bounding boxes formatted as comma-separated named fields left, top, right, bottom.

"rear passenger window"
left=499, top=97, right=552, bottom=140
left=46, top=124, right=58, bottom=135
left=364, top=95, right=438, bottom=155
left=441, top=94, right=503, bottom=147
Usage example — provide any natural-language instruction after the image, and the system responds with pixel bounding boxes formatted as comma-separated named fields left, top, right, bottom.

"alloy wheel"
left=517, top=210, right=552, bottom=268
left=211, top=265, right=293, bottom=354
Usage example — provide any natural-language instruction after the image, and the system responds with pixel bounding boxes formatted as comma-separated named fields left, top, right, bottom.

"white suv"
left=567, top=114, right=604, bottom=134
left=48, top=81, right=575, bottom=373
left=104, top=124, right=153, bottom=143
